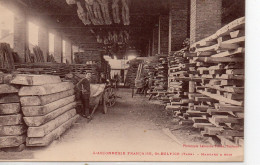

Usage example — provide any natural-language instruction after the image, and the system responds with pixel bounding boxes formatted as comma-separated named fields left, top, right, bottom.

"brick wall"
left=54, top=34, right=62, bottom=63
left=13, top=8, right=27, bottom=63
left=38, top=27, right=49, bottom=62
left=190, top=0, right=222, bottom=44
left=159, top=15, right=169, bottom=55
left=170, top=0, right=189, bottom=51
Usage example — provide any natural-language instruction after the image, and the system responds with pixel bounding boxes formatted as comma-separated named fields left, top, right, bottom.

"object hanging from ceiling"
left=66, top=0, right=130, bottom=25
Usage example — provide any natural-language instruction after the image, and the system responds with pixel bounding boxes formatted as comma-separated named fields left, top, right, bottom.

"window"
left=28, top=22, right=39, bottom=48
left=0, top=4, right=14, bottom=47
left=49, top=33, right=54, bottom=55
left=62, top=40, right=66, bottom=63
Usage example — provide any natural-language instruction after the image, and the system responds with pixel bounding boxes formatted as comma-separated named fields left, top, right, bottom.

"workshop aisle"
left=30, top=88, right=181, bottom=161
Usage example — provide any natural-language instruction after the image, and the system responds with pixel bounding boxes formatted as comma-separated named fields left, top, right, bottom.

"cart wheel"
left=104, top=87, right=116, bottom=107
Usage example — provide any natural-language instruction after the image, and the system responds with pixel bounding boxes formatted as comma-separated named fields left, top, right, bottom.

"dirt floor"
left=0, top=88, right=242, bottom=161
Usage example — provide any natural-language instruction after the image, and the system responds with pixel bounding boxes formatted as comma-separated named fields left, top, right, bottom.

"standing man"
left=76, top=72, right=92, bottom=118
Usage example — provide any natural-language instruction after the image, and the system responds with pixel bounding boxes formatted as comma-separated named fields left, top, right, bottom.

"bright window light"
left=62, top=40, right=66, bottom=63
left=128, top=55, right=137, bottom=60
left=49, top=33, right=54, bottom=55
left=28, top=22, right=39, bottom=46
left=0, top=4, right=14, bottom=47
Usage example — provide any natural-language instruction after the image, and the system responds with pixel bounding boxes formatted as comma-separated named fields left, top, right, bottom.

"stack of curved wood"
left=11, top=74, right=79, bottom=147
left=0, top=74, right=26, bottom=152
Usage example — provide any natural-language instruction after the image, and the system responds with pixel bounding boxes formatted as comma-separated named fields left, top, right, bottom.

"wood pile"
left=185, top=16, right=245, bottom=146
left=25, top=46, right=45, bottom=63
left=165, top=49, right=190, bottom=119
left=152, top=55, right=168, bottom=101
left=11, top=74, right=79, bottom=147
left=74, top=52, right=110, bottom=76
left=143, top=59, right=157, bottom=93
left=0, top=74, right=26, bottom=151
left=0, top=43, right=15, bottom=71
left=125, top=59, right=143, bottom=88
left=69, top=64, right=100, bottom=83
left=14, top=63, right=71, bottom=78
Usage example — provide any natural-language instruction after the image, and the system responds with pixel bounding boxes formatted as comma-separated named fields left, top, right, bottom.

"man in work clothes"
left=76, top=72, right=92, bottom=118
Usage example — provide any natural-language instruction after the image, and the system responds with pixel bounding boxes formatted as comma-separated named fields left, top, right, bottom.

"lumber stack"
left=165, top=49, right=190, bottom=119
left=187, top=16, right=245, bottom=146
left=11, top=74, right=79, bottom=147
left=0, top=43, right=15, bottom=71
left=143, top=59, right=157, bottom=93
left=0, top=74, right=26, bottom=151
left=152, top=55, right=168, bottom=101
left=14, top=63, right=71, bottom=78
left=125, top=59, right=143, bottom=88
left=69, top=64, right=100, bottom=83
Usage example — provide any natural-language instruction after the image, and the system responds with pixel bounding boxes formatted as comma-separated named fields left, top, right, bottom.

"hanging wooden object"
left=66, top=0, right=76, bottom=5
left=112, top=0, right=120, bottom=24
left=97, top=0, right=112, bottom=25
left=121, top=0, right=130, bottom=25
left=76, top=1, right=91, bottom=25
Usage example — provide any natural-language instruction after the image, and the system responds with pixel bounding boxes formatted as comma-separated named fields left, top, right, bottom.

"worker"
left=76, top=72, right=92, bottom=118
left=100, top=72, right=107, bottom=84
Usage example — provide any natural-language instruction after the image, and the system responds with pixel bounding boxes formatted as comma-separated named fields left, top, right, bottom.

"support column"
left=159, top=15, right=169, bottom=55
left=190, top=0, right=222, bottom=44
left=65, top=41, right=72, bottom=64
left=54, top=34, right=62, bottom=63
left=13, top=8, right=27, bottom=63
left=38, top=27, right=49, bottom=62
left=152, top=27, right=159, bottom=55
left=169, top=0, right=189, bottom=51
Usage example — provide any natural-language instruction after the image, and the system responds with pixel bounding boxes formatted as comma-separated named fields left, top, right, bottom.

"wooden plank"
left=27, top=109, right=76, bottom=137
left=0, top=114, right=22, bottom=126
left=226, top=69, right=244, bottom=75
left=215, top=104, right=244, bottom=112
left=18, top=81, right=74, bottom=96
left=26, top=114, right=79, bottom=146
left=23, top=102, right=76, bottom=127
left=191, top=117, right=209, bottom=123
left=20, top=89, right=75, bottom=106
left=224, top=86, right=244, bottom=93
left=224, top=93, right=244, bottom=100
left=193, top=123, right=214, bottom=129
left=0, top=135, right=26, bottom=148
left=0, top=94, right=20, bottom=104
left=213, top=116, right=241, bottom=124
left=216, top=43, right=239, bottom=51
left=198, top=90, right=243, bottom=106
left=0, top=74, right=13, bottom=84
left=11, top=74, right=61, bottom=85
left=216, top=74, right=244, bottom=80
left=230, top=30, right=245, bottom=38
left=211, top=47, right=244, bottom=58
left=220, top=130, right=243, bottom=137
left=0, top=84, right=19, bottom=94
left=0, top=125, right=26, bottom=136
left=200, top=57, right=244, bottom=63
left=22, top=95, right=75, bottom=117
left=221, top=80, right=244, bottom=86
left=0, top=103, right=20, bottom=115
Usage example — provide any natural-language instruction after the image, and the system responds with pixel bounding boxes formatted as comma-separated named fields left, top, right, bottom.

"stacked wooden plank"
left=143, top=59, right=157, bottom=93
left=0, top=43, right=15, bottom=71
left=165, top=49, right=191, bottom=119
left=11, top=74, right=79, bottom=147
left=187, top=17, right=245, bottom=146
left=152, top=55, right=168, bottom=101
left=0, top=74, right=26, bottom=151
left=125, top=59, right=143, bottom=88
left=14, top=63, right=71, bottom=78
left=69, top=64, right=100, bottom=83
